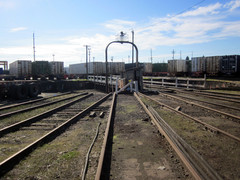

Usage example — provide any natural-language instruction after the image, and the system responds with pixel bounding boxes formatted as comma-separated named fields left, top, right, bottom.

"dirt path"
left=107, top=94, right=191, bottom=179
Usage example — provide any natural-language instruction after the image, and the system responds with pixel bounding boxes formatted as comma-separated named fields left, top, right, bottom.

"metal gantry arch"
left=105, top=41, right=139, bottom=92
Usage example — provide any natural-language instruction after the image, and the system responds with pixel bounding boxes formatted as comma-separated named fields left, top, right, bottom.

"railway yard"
left=0, top=85, right=239, bottom=179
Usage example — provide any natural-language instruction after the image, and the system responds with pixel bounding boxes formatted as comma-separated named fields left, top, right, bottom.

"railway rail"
left=1, top=89, right=239, bottom=179
left=160, top=90, right=240, bottom=112
left=0, top=91, right=72, bottom=112
left=193, top=89, right=240, bottom=100
left=158, top=90, right=240, bottom=120
left=138, top=92, right=240, bottom=179
left=174, top=88, right=240, bottom=103
left=0, top=93, right=91, bottom=137
left=0, top=92, right=88, bottom=119
left=95, top=93, right=186, bottom=179
left=146, top=84, right=240, bottom=103
left=144, top=84, right=240, bottom=120
left=135, top=92, right=222, bottom=180
left=95, top=93, right=220, bottom=179
left=139, top=92, right=240, bottom=142
left=0, top=92, right=112, bottom=176
left=195, top=89, right=240, bottom=98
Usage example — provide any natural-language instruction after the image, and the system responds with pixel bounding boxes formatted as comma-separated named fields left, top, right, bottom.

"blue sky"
left=0, top=0, right=240, bottom=67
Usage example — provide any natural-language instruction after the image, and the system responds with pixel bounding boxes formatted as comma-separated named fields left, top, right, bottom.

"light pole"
left=84, top=45, right=90, bottom=78
left=132, top=30, right=134, bottom=66
left=105, top=32, right=139, bottom=92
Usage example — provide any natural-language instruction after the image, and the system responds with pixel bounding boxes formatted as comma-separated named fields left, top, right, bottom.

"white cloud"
left=104, top=19, right=136, bottom=35
left=10, top=27, right=28, bottom=32
left=224, top=0, right=240, bottom=11
left=1, top=1, right=240, bottom=65
left=132, top=1, right=240, bottom=49
left=180, top=3, right=222, bottom=17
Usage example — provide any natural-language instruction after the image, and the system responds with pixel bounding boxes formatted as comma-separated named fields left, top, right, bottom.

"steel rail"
left=167, top=87, right=240, bottom=103
left=148, top=106, right=222, bottom=180
left=0, top=92, right=88, bottom=119
left=138, top=92, right=240, bottom=143
left=0, top=93, right=91, bottom=137
left=193, top=90, right=240, bottom=100
left=95, top=93, right=116, bottom=180
left=161, top=91, right=240, bottom=112
left=145, top=83, right=240, bottom=103
left=0, top=93, right=112, bottom=176
left=0, top=92, right=72, bottom=111
left=195, top=89, right=240, bottom=98
left=134, top=92, right=202, bottom=180
left=157, top=91, right=240, bottom=121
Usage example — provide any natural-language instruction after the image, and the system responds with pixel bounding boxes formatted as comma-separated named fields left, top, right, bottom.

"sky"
left=0, top=0, right=240, bottom=67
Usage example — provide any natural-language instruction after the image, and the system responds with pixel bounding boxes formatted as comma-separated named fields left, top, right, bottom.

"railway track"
left=1, top=90, right=239, bottom=179
left=0, top=91, right=72, bottom=112
left=146, top=84, right=240, bottom=103
left=96, top=93, right=228, bottom=179
left=158, top=90, right=240, bottom=120
left=95, top=93, right=191, bottom=179
left=144, top=84, right=240, bottom=120
left=0, top=92, right=85, bottom=118
left=0, top=92, right=112, bottom=176
left=0, top=92, right=90, bottom=130
left=193, top=89, right=240, bottom=100
left=139, top=92, right=240, bottom=142
left=138, top=92, right=240, bottom=179
left=0, top=93, right=91, bottom=137
left=135, top=93, right=222, bottom=180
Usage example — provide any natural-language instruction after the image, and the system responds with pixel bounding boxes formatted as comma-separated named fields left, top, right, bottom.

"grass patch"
left=204, top=89, right=240, bottom=95
left=60, top=151, right=80, bottom=160
left=206, top=79, right=240, bottom=84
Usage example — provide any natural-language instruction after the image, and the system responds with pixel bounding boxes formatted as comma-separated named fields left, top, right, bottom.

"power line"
left=172, top=0, right=206, bottom=18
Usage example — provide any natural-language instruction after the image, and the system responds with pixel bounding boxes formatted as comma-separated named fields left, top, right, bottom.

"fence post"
left=187, top=78, right=189, bottom=89
left=175, top=77, right=178, bottom=88
left=203, top=74, right=206, bottom=89
left=130, top=81, right=133, bottom=92
left=151, top=77, right=153, bottom=88
left=115, top=78, right=118, bottom=93
left=135, top=81, right=139, bottom=92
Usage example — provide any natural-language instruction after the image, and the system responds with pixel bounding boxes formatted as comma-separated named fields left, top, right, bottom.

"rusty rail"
left=0, top=93, right=91, bottom=137
left=0, top=91, right=72, bottom=111
left=0, top=93, right=112, bottom=176
left=157, top=91, right=240, bottom=121
left=166, top=87, right=240, bottom=103
left=134, top=92, right=222, bottom=180
left=138, top=92, right=240, bottom=143
left=95, top=92, right=116, bottom=180
left=160, top=91, right=240, bottom=112
left=0, top=92, right=88, bottom=119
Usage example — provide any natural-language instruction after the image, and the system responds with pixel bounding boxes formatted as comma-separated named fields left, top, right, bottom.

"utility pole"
left=132, top=30, right=134, bottom=66
left=172, top=49, right=175, bottom=60
left=84, top=45, right=90, bottom=77
left=52, top=54, right=55, bottom=61
left=180, top=50, right=182, bottom=60
left=93, top=57, right=95, bottom=74
left=88, top=48, right=91, bottom=74
left=151, top=49, right=153, bottom=64
left=33, top=33, right=36, bottom=62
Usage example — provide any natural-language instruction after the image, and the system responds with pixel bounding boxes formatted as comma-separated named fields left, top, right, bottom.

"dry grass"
left=140, top=96, right=240, bottom=179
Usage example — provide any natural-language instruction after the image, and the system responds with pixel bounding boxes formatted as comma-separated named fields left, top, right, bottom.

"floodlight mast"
left=105, top=40, right=139, bottom=92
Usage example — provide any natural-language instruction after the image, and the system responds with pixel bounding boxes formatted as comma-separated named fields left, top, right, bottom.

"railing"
left=88, top=75, right=139, bottom=93
left=88, top=75, right=120, bottom=85
left=143, top=76, right=206, bottom=89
